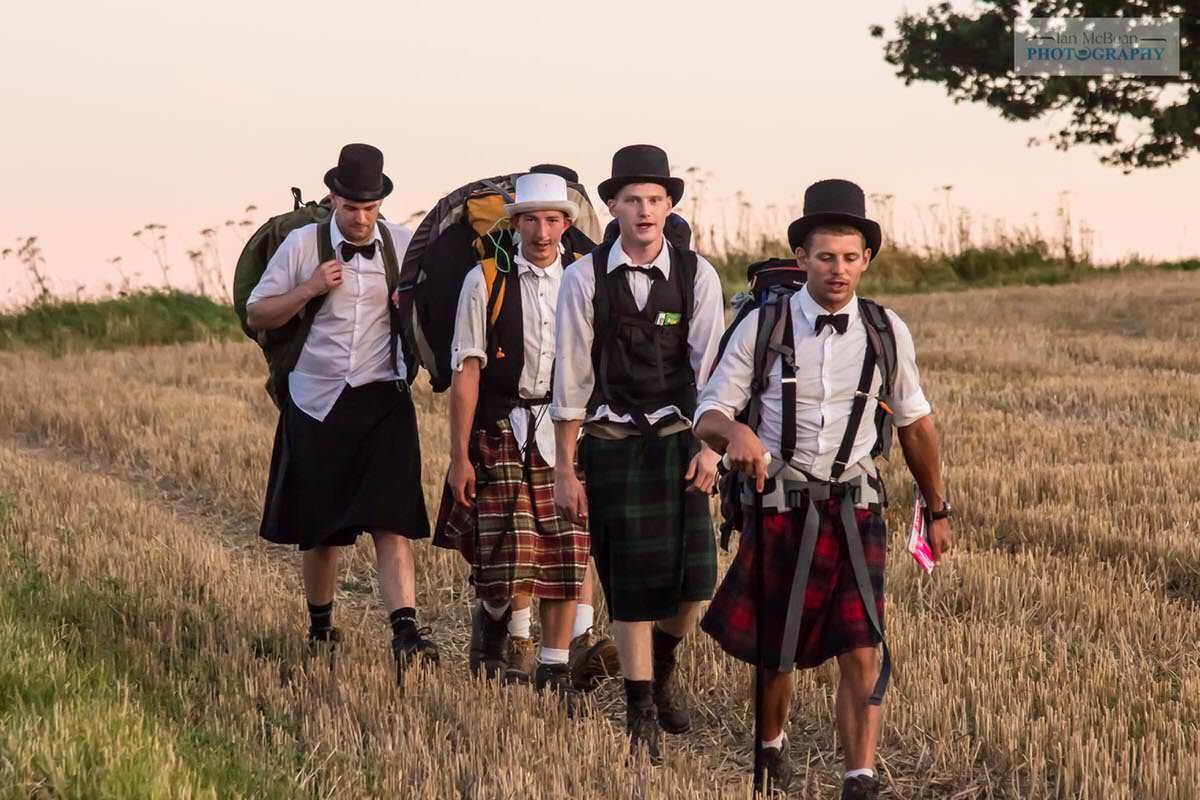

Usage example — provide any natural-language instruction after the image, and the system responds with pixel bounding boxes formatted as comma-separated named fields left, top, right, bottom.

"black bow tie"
left=619, top=264, right=665, bottom=281
left=815, top=313, right=849, bottom=335
left=340, top=241, right=377, bottom=262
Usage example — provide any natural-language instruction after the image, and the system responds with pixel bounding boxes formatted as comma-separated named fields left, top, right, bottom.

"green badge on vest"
left=655, top=311, right=682, bottom=327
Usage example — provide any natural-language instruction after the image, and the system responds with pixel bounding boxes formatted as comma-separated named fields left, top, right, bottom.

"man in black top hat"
left=247, top=143, right=439, bottom=680
left=695, top=179, right=953, bottom=798
left=552, top=144, right=726, bottom=763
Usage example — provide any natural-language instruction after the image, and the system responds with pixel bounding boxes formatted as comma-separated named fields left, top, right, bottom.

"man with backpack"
left=245, top=143, right=439, bottom=681
left=552, top=145, right=726, bottom=763
left=434, top=171, right=618, bottom=703
left=693, top=179, right=953, bottom=798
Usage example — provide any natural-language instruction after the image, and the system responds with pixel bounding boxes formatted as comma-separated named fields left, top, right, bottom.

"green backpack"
left=231, top=188, right=402, bottom=409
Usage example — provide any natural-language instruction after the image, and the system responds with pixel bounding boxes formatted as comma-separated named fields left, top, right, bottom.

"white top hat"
left=504, top=172, right=580, bottom=220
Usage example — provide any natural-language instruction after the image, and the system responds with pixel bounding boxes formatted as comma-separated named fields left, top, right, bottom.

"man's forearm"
left=897, top=415, right=945, bottom=509
left=246, top=283, right=317, bottom=332
left=449, top=363, right=481, bottom=463
left=554, top=419, right=583, bottom=477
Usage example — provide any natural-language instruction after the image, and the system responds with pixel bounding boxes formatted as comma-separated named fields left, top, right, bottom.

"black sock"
left=390, top=607, right=417, bottom=640
left=652, top=625, right=683, bottom=663
left=625, top=679, right=654, bottom=710
left=308, top=601, right=334, bottom=638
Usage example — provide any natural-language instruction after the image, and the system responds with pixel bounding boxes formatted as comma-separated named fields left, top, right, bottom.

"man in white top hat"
left=434, top=172, right=618, bottom=705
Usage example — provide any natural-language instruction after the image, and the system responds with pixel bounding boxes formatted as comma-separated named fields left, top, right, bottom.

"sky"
left=1, top=0, right=1196, bottom=301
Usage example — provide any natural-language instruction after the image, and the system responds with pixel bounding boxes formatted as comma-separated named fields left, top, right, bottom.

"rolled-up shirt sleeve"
left=247, top=229, right=302, bottom=305
left=694, top=307, right=759, bottom=423
left=689, top=256, right=726, bottom=392
left=550, top=260, right=596, bottom=421
left=449, top=265, right=488, bottom=371
left=887, top=309, right=932, bottom=427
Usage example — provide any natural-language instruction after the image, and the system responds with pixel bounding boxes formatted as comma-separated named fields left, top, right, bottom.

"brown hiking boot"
left=652, top=655, right=691, bottom=734
left=534, top=662, right=582, bottom=718
left=569, top=628, right=620, bottom=692
left=841, top=774, right=880, bottom=800
left=626, top=703, right=663, bottom=766
left=476, top=604, right=510, bottom=680
left=503, top=636, right=536, bottom=684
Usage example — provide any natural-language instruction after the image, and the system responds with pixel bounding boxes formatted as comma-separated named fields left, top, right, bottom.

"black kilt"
left=259, top=380, right=430, bottom=550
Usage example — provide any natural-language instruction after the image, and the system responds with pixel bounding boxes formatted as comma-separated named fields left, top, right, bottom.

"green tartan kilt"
left=580, top=430, right=717, bottom=622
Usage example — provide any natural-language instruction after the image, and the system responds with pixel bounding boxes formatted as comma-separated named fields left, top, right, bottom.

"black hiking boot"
left=534, top=662, right=582, bottom=718
left=652, top=654, right=691, bottom=734
left=478, top=605, right=511, bottom=681
left=754, top=741, right=793, bottom=796
left=392, top=626, right=439, bottom=681
left=306, top=627, right=342, bottom=662
left=841, top=774, right=880, bottom=800
left=467, top=602, right=485, bottom=677
left=626, top=703, right=664, bottom=766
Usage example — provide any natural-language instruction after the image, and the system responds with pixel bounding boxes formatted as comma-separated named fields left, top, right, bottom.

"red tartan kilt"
left=701, top=501, right=886, bottom=669
left=433, top=422, right=589, bottom=601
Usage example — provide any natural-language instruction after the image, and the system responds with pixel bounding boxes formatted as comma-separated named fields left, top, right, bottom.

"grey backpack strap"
left=859, top=298, right=897, bottom=460
left=376, top=225, right=403, bottom=379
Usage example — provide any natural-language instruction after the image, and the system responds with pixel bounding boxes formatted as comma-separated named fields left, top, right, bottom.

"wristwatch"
left=928, top=501, right=954, bottom=521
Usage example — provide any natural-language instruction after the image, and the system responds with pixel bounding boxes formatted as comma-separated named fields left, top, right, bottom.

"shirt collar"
left=514, top=249, right=563, bottom=280
left=606, top=236, right=671, bottom=279
left=329, top=217, right=383, bottom=250
left=797, top=284, right=859, bottom=331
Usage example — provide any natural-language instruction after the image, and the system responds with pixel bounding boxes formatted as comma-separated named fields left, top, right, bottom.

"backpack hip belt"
left=750, top=461, right=891, bottom=705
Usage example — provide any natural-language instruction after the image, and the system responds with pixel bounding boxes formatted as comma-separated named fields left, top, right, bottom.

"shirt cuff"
left=891, top=393, right=932, bottom=428
left=694, top=401, right=736, bottom=423
left=550, top=405, right=587, bottom=421
left=450, top=348, right=487, bottom=372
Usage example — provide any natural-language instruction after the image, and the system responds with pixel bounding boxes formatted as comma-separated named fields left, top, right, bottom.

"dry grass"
left=1, top=270, right=1199, bottom=798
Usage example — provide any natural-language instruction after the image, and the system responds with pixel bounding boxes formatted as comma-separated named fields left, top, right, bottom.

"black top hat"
left=597, top=144, right=684, bottom=204
left=787, top=179, right=881, bottom=256
left=323, top=143, right=393, bottom=202
left=529, top=163, right=579, bottom=183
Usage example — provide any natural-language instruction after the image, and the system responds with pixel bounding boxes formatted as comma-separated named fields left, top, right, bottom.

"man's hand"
left=448, top=457, right=476, bottom=508
left=554, top=472, right=588, bottom=526
left=304, top=259, right=343, bottom=296
left=929, top=517, right=953, bottom=562
left=725, top=422, right=770, bottom=492
left=684, top=445, right=721, bottom=493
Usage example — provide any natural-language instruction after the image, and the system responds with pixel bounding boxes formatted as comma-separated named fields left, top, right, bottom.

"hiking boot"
left=755, top=741, right=793, bottom=796
left=467, top=603, right=486, bottom=677
left=392, top=626, right=439, bottom=681
left=306, top=627, right=342, bottom=663
left=841, top=774, right=880, bottom=800
left=626, top=703, right=663, bottom=766
left=534, top=662, right=582, bottom=718
left=477, top=605, right=510, bottom=681
left=652, top=654, right=691, bottom=734
left=503, top=636, right=537, bottom=684
left=568, top=628, right=620, bottom=692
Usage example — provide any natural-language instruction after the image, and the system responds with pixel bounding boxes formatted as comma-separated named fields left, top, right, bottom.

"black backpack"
left=716, top=260, right=898, bottom=549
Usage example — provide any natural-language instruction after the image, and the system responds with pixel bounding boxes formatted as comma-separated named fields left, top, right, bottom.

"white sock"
left=761, top=732, right=786, bottom=751
left=844, top=768, right=875, bottom=780
left=572, top=603, right=594, bottom=640
left=482, top=600, right=510, bottom=621
left=537, top=646, right=569, bottom=665
left=508, top=606, right=531, bottom=639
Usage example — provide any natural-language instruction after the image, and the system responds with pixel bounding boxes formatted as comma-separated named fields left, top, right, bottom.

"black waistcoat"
left=587, top=240, right=699, bottom=427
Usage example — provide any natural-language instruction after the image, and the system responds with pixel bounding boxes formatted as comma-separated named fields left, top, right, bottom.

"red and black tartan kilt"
left=433, top=421, right=589, bottom=602
left=701, top=500, right=887, bottom=669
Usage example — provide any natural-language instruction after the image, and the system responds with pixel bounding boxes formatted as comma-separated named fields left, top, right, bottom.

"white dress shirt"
left=551, top=236, right=725, bottom=427
left=450, top=250, right=562, bottom=465
left=247, top=218, right=411, bottom=421
left=694, top=285, right=931, bottom=480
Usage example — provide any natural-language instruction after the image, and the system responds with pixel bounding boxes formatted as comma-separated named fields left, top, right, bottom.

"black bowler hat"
left=323, top=143, right=393, bottom=201
left=787, top=179, right=882, bottom=256
left=597, top=144, right=684, bottom=204
left=529, top=163, right=579, bottom=183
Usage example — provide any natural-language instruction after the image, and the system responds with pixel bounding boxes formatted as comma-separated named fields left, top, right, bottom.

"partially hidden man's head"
left=794, top=224, right=872, bottom=310
left=607, top=182, right=675, bottom=251
left=324, top=143, right=392, bottom=245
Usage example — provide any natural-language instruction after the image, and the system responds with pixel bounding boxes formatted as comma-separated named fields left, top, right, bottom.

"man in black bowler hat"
left=552, top=144, right=726, bottom=763
left=247, top=143, right=440, bottom=680
left=695, top=179, right=953, bottom=797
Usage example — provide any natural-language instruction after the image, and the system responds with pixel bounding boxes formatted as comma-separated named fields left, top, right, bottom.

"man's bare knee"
left=837, top=647, right=879, bottom=680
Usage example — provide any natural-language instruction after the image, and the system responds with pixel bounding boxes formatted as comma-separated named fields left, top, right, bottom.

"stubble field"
left=1, top=271, right=1198, bottom=799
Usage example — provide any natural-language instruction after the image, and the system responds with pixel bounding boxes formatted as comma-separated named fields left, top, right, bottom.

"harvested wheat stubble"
left=1, top=271, right=1199, bottom=798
